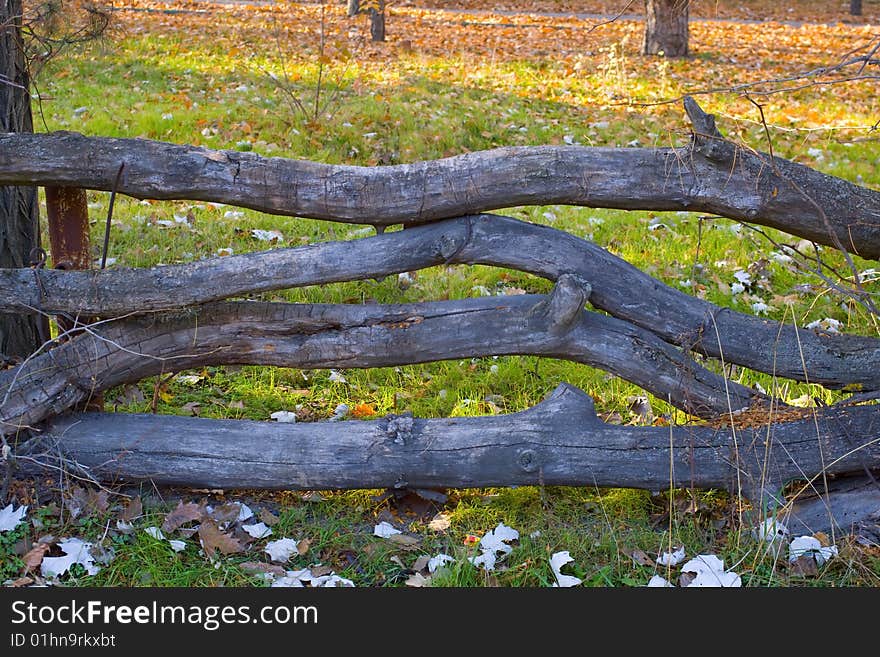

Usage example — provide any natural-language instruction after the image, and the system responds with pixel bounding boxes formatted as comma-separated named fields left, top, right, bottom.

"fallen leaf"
left=550, top=551, right=582, bottom=587
left=8, top=576, right=33, bottom=587
left=656, top=546, right=686, bottom=567
left=428, top=553, right=455, bottom=573
left=309, top=564, right=333, bottom=578
left=428, top=513, right=451, bottom=532
left=240, top=561, right=287, bottom=577
left=789, top=554, right=820, bottom=577
left=198, top=520, right=244, bottom=559
left=259, top=508, right=280, bottom=526
left=297, top=538, right=312, bottom=556
left=144, top=526, right=165, bottom=540
left=752, top=518, right=789, bottom=544
left=789, top=535, right=838, bottom=565
left=405, top=572, right=430, bottom=587
left=681, top=554, right=742, bottom=587
left=242, top=522, right=273, bottom=539
left=41, top=538, right=101, bottom=578
left=265, top=537, right=300, bottom=563
left=270, top=410, right=297, bottom=423
left=352, top=402, right=376, bottom=418
left=119, top=496, right=143, bottom=523
left=209, top=503, right=244, bottom=527
left=373, top=521, right=402, bottom=538
left=388, top=533, right=422, bottom=549
left=0, top=503, right=27, bottom=532
left=412, top=555, right=431, bottom=572
left=181, top=401, right=201, bottom=416
left=626, top=548, right=655, bottom=567
left=647, top=574, right=674, bottom=587
left=162, top=501, right=203, bottom=533
left=302, top=492, right=324, bottom=503
left=168, top=540, right=187, bottom=553
left=23, top=543, right=50, bottom=571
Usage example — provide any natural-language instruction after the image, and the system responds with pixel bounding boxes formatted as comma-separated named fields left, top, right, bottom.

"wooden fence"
left=2, top=98, right=879, bottom=535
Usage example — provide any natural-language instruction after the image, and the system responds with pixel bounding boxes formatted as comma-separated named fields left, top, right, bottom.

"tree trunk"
left=347, top=0, right=360, bottom=17
left=850, top=0, right=862, bottom=16
left=643, top=0, right=689, bottom=57
left=0, top=0, right=46, bottom=364
left=370, top=2, right=385, bottom=42
left=18, top=384, right=880, bottom=536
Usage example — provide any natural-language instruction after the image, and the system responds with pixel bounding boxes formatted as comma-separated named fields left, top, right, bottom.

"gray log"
left=4, top=214, right=877, bottom=390
left=0, top=280, right=764, bottom=436
left=786, top=473, right=880, bottom=539
left=1, top=98, right=878, bottom=256
left=18, top=384, right=880, bottom=530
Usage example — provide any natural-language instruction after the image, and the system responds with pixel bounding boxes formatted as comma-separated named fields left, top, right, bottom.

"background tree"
left=347, top=0, right=359, bottom=17
left=0, top=0, right=46, bottom=363
left=643, top=0, right=688, bottom=57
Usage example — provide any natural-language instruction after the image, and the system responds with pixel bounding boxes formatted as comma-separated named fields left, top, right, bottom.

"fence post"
left=44, top=186, right=103, bottom=410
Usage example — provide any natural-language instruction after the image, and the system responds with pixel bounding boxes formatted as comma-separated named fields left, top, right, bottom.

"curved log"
left=0, top=283, right=765, bottom=435
left=17, top=385, right=880, bottom=528
left=3, top=214, right=878, bottom=390
left=0, top=98, right=878, bottom=256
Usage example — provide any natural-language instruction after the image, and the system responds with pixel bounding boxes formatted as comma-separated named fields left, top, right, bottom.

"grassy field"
left=3, top=1, right=880, bottom=587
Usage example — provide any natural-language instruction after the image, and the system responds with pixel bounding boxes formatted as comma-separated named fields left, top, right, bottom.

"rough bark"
left=370, top=1, right=385, bottom=42
left=17, top=384, right=880, bottom=529
left=850, top=0, right=863, bottom=17
left=0, top=282, right=766, bottom=436
left=347, top=0, right=360, bottom=17
left=3, top=214, right=877, bottom=391
left=786, top=473, right=880, bottom=538
left=0, top=0, right=46, bottom=362
left=2, top=99, right=878, bottom=257
left=643, top=0, right=689, bottom=57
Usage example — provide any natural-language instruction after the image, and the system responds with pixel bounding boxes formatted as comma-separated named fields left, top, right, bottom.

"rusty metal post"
left=44, top=185, right=103, bottom=410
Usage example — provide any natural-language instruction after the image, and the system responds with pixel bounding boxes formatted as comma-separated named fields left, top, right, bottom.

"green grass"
left=5, top=8, right=880, bottom=588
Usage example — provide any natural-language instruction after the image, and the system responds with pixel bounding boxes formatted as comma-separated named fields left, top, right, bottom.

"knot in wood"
left=382, top=412, right=414, bottom=446
left=517, top=448, right=538, bottom=473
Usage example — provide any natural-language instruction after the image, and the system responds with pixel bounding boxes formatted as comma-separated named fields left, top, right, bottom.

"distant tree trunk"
left=347, top=0, right=360, bottom=17
left=643, top=0, right=689, bottom=57
left=850, top=0, right=862, bottom=16
left=0, top=0, right=47, bottom=364
left=370, top=1, right=385, bottom=42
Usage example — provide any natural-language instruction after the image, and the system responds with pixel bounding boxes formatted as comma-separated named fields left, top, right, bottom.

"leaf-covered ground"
left=3, top=0, right=880, bottom=587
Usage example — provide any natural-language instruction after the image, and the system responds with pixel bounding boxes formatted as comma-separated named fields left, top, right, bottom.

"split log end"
left=683, top=96, right=731, bottom=161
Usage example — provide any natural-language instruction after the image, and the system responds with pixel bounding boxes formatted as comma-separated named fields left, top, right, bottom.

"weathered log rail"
left=2, top=97, right=879, bottom=533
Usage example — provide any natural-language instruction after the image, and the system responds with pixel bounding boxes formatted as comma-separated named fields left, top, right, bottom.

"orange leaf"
left=352, top=403, right=376, bottom=418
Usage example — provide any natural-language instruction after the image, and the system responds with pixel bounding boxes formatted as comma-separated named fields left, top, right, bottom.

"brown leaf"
left=119, top=496, right=143, bottom=522
left=198, top=520, right=244, bottom=559
left=405, top=572, right=430, bottom=587
left=309, top=564, right=333, bottom=578
left=388, top=533, right=422, bottom=550
left=789, top=555, right=819, bottom=577
left=297, top=538, right=312, bottom=556
left=210, top=503, right=243, bottom=526
left=181, top=401, right=201, bottom=416
left=23, top=543, right=50, bottom=571
left=428, top=512, right=451, bottom=532
left=239, top=561, right=287, bottom=577
left=162, top=501, right=203, bottom=533
left=624, top=548, right=655, bottom=567
left=8, top=577, right=33, bottom=588
left=259, top=508, right=280, bottom=526
left=678, top=572, right=696, bottom=587
left=412, top=555, right=431, bottom=572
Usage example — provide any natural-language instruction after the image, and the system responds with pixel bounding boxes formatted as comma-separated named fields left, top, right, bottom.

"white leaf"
left=427, top=553, right=455, bottom=573
left=733, top=270, right=751, bottom=285
left=116, top=520, right=134, bottom=534
left=0, top=503, right=27, bottom=532
left=681, top=554, right=741, bottom=587
left=310, top=573, right=355, bottom=587
left=236, top=503, right=254, bottom=523
left=41, top=538, right=101, bottom=578
left=329, top=403, right=349, bottom=421
left=272, top=569, right=311, bottom=587
left=265, top=538, right=300, bottom=563
left=647, top=574, right=673, bottom=587
left=373, top=521, right=402, bottom=538
left=752, top=518, right=789, bottom=543
left=223, top=210, right=244, bottom=219
left=242, top=522, right=273, bottom=539
left=468, top=550, right=497, bottom=571
left=144, top=526, right=165, bottom=540
left=550, top=551, right=582, bottom=587
left=168, top=540, right=187, bottom=552
left=730, top=282, right=745, bottom=295
left=479, top=522, right=519, bottom=557
left=270, top=411, right=297, bottom=423
left=805, top=318, right=841, bottom=333
left=789, top=536, right=838, bottom=565
left=251, top=228, right=284, bottom=242
left=328, top=370, right=347, bottom=384
left=656, top=546, right=686, bottom=567
left=751, top=301, right=769, bottom=315
left=177, top=374, right=203, bottom=385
